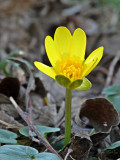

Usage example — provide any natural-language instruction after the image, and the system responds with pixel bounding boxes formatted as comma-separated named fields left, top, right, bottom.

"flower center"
left=59, top=59, right=82, bottom=81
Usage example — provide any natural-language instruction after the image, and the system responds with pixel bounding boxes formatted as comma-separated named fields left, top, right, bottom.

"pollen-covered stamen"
left=59, top=60, right=82, bottom=81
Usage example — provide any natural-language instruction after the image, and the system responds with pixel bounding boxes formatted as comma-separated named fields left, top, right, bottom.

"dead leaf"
left=35, top=77, right=47, bottom=98
left=0, top=111, right=23, bottom=129
left=99, top=33, right=120, bottom=56
left=0, top=93, right=19, bottom=118
left=64, top=133, right=92, bottom=160
left=0, top=94, right=11, bottom=104
left=91, top=132, right=109, bottom=145
left=0, top=77, right=20, bottom=99
left=31, top=92, right=57, bottom=126
left=79, top=98, right=119, bottom=132
left=9, top=57, right=35, bottom=108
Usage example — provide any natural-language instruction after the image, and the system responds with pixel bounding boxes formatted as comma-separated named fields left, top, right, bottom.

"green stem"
left=64, top=88, right=72, bottom=146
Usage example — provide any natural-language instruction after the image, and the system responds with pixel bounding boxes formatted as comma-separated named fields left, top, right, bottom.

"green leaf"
left=69, top=79, right=83, bottom=89
left=0, top=145, right=60, bottom=160
left=0, top=50, right=23, bottom=75
left=102, top=85, right=120, bottom=95
left=6, top=59, right=20, bottom=67
left=55, top=74, right=71, bottom=88
left=0, top=129, right=18, bottom=144
left=107, top=94, right=120, bottom=115
left=103, top=141, right=120, bottom=151
left=51, top=136, right=64, bottom=151
left=75, top=78, right=92, bottom=91
left=9, top=57, right=34, bottom=70
left=36, top=152, right=60, bottom=160
left=19, top=125, right=60, bottom=139
left=87, top=158, right=97, bottom=160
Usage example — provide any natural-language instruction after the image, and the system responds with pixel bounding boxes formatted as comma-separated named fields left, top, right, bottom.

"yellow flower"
left=34, top=27, right=104, bottom=90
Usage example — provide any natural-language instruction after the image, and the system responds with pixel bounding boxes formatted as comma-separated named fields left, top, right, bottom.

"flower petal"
left=54, top=27, right=72, bottom=59
left=81, top=46, right=104, bottom=77
left=75, top=78, right=92, bottom=91
left=34, top=61, right=56, bottom=79
left=70, top=28, right=86, bottom=61
left=45, top=36, right=61, bottom=68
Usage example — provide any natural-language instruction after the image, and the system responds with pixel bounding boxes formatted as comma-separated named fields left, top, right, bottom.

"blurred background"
left=0, top=0, right=120, bottom=89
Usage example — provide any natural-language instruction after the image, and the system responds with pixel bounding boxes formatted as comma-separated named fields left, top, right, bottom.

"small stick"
left=0, top=120, right=23, bottom=129
left=105, top=52, right=120, bottom=87
left=64, top=149, right=73, bottom=160
left=9, top=96, right=63, bottom=160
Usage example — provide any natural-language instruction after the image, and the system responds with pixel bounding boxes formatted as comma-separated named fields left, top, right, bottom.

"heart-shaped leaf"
left=19, top=125, right=60, bottom=139
left=0, top=129, right=18, bottom=144
left=0, top=145, right=60, bottom=160
left=102, top=85, right=120, bottom=95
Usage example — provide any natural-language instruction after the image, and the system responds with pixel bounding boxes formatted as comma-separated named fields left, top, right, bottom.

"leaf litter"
left=0, top=0, right=120, bottom=159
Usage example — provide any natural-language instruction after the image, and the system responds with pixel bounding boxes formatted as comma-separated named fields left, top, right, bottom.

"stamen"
left=59, top=60, right=82, bottom=81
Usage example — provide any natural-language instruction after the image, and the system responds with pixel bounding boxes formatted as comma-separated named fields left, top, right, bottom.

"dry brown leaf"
left=78, top=98, right=119, bottom=132
left=64, top=133, right=92, bottom=160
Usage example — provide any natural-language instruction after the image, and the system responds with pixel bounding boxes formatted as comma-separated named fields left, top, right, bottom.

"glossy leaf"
left=0, top=129, right=18, bottom=144
left=87, top=158, right=97, bottom=160
left=107, top=94, right=120, bottom=115
left=103, top=141, right=120, bottom=151
left=19, top=125, right=60, bottom=139
left=0, top=145, right=60, bottom=160
left=102, top=85, right=120, bottom=95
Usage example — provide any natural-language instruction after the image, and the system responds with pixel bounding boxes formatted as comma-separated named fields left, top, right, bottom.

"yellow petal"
left=54, top=27, right=72, bottom=59
left=70, top=28, right=86, bottom=61
left=34, top=61, right=56, bottom=79
left=81, top=46, right=104, bottom=77
left=45, top=36, right=61, bottom=68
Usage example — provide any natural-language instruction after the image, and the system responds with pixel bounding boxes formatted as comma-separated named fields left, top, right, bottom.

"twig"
left=105, top=52, right=120, bottom=87
left=9, top=96, right=63, bottom=160
left=27, top=99, right=34, bottom=139
left=64, top=149, right=73, bottom=160
left=0, top=120, right=23, bottom=129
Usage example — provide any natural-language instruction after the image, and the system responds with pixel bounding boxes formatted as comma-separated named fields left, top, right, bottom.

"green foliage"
left=102, top=85, right=120, bottom=115
left=99, top=0, right=120, bottom=8
left=0, top=50, right=21, bottom=75
left=0, top=50, right=34, bottom=76
left=9, top=57, right=34, bottom=70
left=0, top=145, right=60, bottom=160
left=51, top=136, right=64, bottom=151
left=103, top=141, right=120, bottom=151
left=19, top=125, right=60, bottom=139
left=0, top=129, right=18, bottom=144
left=102, top=85, right=120, bottom=95
left=87, top=157, right=97, bottom=160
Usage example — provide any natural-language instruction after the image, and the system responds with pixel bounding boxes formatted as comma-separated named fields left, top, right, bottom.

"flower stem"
left=64, top=88, right=72, bottom=146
